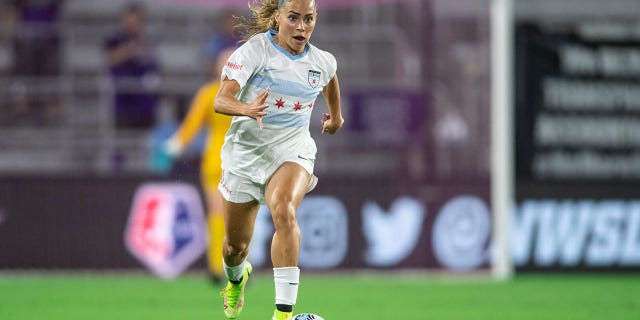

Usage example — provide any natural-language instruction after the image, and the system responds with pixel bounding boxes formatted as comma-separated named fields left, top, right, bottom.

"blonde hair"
left=237, top=0, right=315, bottom=42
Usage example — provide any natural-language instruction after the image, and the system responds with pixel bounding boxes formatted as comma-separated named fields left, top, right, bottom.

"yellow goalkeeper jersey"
left=174, top=81, right=231, bottom=191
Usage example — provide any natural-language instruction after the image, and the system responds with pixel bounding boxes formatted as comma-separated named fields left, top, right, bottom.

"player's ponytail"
left=237, top=0, right=282, bottom=42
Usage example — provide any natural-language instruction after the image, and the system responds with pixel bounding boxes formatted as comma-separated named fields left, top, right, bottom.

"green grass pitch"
left=0, top=272, right=639, bottom=319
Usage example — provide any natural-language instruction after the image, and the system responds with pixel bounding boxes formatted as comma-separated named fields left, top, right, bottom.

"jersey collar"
left=267, top=29, right=310, bottom=61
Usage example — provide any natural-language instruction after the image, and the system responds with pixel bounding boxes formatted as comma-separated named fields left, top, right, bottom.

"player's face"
left=275, top=0, right=317, bottom=55
left=122, top=9, right=144, bottom=34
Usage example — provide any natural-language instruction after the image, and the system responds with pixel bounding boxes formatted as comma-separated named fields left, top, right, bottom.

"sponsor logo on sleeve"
left=226, top=61, right=244, bottom=70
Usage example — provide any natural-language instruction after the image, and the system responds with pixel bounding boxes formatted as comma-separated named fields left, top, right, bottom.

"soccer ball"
left=293, top=314, right=325, bottom=320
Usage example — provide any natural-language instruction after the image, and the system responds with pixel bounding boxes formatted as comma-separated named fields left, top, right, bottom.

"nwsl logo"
left=125, top=183, right=207, bottom=279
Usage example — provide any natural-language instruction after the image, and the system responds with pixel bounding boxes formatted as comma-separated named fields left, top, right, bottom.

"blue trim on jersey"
left=267, top=29, right=309, bottom=60
left=248, top=74, right=320, bottom=100
left=263, top=111, right=311, bottom=128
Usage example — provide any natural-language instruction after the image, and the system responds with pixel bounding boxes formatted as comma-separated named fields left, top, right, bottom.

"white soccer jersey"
left=220, top=29, right=337, bottom=184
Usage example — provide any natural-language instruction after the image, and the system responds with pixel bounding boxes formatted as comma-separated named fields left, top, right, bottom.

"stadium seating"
left=0, top=0, right=423, bottom=175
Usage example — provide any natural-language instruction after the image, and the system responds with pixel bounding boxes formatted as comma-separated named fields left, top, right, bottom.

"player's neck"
left=272, top=34, right=303, bottom=56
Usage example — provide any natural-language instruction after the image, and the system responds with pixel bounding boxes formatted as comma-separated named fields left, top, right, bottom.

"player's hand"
left=247, top=87, right=270, bottom=129
left=321, top=113, right=344, bottom=134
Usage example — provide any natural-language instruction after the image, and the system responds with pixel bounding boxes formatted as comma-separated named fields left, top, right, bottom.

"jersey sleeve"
left=220, top=38, right=264, bottom=89
left=323, top=51, right=338, bottom=85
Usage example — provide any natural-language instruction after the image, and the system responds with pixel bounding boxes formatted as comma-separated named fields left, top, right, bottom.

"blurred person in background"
left=6, top=0, right=62, bottom=76
left=204, top=10, right=240, bottom=79
left=160, top=47, right=236, bottom=284
left=104, top=2, right=160, bottom=129
left=4, top=0, right=63, bottom=126
left=213, top=0, right=343, bottom=319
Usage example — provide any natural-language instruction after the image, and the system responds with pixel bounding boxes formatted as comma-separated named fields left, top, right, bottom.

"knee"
left=224, top=240, right=249, bottom=257
left=270, top=201, right=298, bottom=231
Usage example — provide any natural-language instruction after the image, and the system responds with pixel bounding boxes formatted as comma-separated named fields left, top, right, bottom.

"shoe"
left=272, top=309, right=293, bottom=320
left=221, top=262, right=253, bottom=319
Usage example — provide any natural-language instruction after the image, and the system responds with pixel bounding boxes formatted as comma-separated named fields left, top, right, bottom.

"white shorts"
left=218, top=157, right=317, bottom=205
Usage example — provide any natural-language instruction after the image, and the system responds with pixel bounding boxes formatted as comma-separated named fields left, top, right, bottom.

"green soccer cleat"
left=220, top=262, right=253, bottom=319
left=272, top=309, right=293, bottom=320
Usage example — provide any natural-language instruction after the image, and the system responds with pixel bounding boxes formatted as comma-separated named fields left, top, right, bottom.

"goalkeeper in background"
left=163, top=47, right=235, bottom=283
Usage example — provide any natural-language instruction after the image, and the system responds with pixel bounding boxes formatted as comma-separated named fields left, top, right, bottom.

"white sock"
left=224, top=259, right=245, bottom=282
left=274, top=267, right=300, bottom=306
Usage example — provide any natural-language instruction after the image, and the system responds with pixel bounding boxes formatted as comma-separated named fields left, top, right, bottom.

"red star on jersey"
left=308, top=103, right=314, bottom=109
left=275, top=98, right=285, bottom=109
left=293, top=102, right=303, bottom=111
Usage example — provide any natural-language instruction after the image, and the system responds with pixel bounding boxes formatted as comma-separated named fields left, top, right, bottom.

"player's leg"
left=265, top=162, right=313, bottom=320
left=205, top=187, right=226, bottom=283
left=220, top=198, right=260, bottom=319
left=222, top=198, right=260, bottom=268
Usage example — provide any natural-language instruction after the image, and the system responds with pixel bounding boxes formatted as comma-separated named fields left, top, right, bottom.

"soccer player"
left=213, top=0, right=343, bottom=319
left=163, top=48, right=235, bottom=282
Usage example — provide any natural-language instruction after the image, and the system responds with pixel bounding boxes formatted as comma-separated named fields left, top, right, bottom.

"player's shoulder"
left=200, top=81, right=220, bottom=94
left=308, top=43, right=337, bottom=70
left=193, top=81, right=219, bottom=104
left=238, top=32, right=269, bottom=52
left=308, top=43, right=335, bottom=60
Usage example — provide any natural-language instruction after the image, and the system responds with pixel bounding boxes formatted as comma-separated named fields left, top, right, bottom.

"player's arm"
left=214, top=77, right=270, bottom=128
left=105, top=34, right=146, bottom=68
left=321, top=74, right=344, bottom=134
left=165, top=85, right=210, bottom=155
